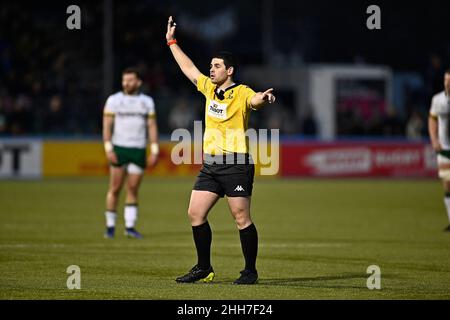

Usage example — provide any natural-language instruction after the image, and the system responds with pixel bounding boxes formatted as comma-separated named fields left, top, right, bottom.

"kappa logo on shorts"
left=234, top=185, right=245, bottom=192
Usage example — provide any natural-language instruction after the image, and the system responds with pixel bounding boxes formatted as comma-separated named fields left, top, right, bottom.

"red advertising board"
left=281, top=142, right=437, bottom=177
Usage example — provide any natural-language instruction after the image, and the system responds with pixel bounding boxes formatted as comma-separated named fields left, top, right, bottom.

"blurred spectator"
left=144, top=63, right=168, bottom=93
left=265, top=104, right=299, bottom=135
left=168, top=97, right=195, bottom=131
left=406, top=109, right=425, bottom=140
left=336, top=105, right=365, bottom=136
left=0, top=102, right=6, bottom=134
left=8, top=94, right=32, bottom=135
left=426, top=54, right=445, bottom=97
left=44, top=95, right=65, bottom=134
left=366, top=107, right=383, bottom=136
left=300, top=107, right=317, bottom=136
left=381, top=105, right=404, bottom=136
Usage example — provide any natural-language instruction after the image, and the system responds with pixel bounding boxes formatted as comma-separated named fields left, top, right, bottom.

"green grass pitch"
left=0, top=177, right=449, bottom=299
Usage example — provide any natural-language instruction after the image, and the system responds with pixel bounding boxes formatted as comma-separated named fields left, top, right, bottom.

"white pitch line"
left=0, top=242, right=347, bottom=249
left=0, top=244, right=66, bottom=249
left=260, top=243, right=347, bottom=248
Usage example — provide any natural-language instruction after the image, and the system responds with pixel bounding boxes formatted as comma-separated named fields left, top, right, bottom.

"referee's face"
left=210, top=58, right=232, bottom=85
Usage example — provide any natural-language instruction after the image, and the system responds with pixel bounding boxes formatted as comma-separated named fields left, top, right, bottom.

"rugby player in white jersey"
left=102, top=67, right=159, bottom=238
left=428, top=69, right=450, bottom=231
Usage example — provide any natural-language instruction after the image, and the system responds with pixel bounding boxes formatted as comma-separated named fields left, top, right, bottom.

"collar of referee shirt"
left=214, top=82, right=239, bottom=100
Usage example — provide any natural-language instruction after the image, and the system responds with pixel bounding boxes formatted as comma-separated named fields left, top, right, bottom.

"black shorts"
left=193, top=154, right=255, bottom=197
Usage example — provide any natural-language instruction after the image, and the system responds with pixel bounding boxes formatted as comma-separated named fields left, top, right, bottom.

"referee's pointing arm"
left=250, top=88, right=276, bottom=110
left=166, top=16, right=201, bottom=86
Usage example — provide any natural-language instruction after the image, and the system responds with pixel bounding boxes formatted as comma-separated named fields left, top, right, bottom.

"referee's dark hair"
left=122, top=67, right=142, bottom=80
left=213, top=51, right=238, bottom=74
left=445, top=69, right=450, bottom=75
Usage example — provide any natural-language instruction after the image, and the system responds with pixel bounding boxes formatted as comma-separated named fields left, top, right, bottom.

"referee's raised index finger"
left=263, top=88, right=274, bottom=94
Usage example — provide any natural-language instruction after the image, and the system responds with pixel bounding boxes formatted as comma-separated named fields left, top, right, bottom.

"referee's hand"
left=261, top=88, right=276, bottom=104
left=166, top=16, right=176, bottom=41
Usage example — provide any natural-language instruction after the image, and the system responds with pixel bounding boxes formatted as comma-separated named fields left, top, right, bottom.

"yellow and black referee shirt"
left=197, top=73, right=258, bottom=155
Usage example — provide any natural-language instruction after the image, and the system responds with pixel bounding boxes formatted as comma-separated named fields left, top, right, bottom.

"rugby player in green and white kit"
left=102, top=67, right=159, bottom=239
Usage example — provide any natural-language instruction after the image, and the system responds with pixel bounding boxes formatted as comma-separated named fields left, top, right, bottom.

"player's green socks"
left=239, top=223, right=258, bottom=273
left=124, top=204, right=138, bottom=228
left=105, top=211, right=117, bottom=227
left=192, top=221, right=212, bottom=270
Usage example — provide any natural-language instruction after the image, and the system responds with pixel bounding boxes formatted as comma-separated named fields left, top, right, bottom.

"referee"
left=166, top=16, right=276, bottom=284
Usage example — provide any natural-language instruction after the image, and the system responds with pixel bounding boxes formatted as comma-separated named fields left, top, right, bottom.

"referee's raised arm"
left=166, top=16, right=201, bottom=85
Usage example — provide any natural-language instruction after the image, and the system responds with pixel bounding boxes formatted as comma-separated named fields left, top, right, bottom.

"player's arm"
left=250, top=88, right=276, bottom=110
left=147, top=116, right=159, bottom=167
left=428, top=113, right=441, bottom=152
left=103, top=114, right=118, bottom=164
left=166, top=16, right=201, bottom=85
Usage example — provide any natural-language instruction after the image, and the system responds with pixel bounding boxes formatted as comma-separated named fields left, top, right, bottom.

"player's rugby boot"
left=104, top=227, right=115, bottom=239
left=233, top=269, right=258, bottom=285
left=175, top=265, right=215, bottom=283
left=125, top=228, right=143, bottom=239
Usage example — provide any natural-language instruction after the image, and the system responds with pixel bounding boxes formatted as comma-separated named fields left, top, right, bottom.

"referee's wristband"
left=167, top=39, right=177, bottom=46
left=104, top=141, right=113, bottom=153
left=150, top=143, right=159, bottom=155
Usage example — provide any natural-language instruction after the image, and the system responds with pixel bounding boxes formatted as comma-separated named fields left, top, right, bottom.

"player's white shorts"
left=110, top=163, right=144, bottom=175
left=125, top=163, right=144, bottom=175
left=437, top=154, right=450, bottom=180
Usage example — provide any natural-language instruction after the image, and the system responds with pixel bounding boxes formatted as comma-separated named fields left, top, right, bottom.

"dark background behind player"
left=0, top=0, right=448, bottom=138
